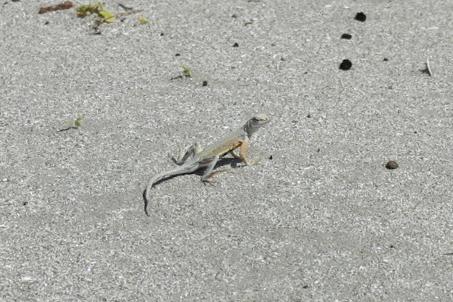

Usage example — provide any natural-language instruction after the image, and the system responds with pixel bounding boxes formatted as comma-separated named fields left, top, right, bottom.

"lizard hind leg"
left=170, top=142, right=203, bottom=165
left=201, top=155, right=220, bottom=184
left=202, top=168, right=233, bottom=185
left=200, top=155, right=234, bottom=185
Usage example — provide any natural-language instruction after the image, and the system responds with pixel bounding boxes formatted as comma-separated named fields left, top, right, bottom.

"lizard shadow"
left=142, top=157, right=243, bottom=215
left=150, top=157, right=243, bottom=187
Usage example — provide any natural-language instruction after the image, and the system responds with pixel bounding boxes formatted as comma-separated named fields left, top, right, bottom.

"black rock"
left=355, top=12, right=366, bottom=22
left=339, top=59, right=352, bottom=70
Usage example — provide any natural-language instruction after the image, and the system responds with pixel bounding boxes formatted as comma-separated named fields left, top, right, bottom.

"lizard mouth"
left=252, top=113, right=270, bottom=125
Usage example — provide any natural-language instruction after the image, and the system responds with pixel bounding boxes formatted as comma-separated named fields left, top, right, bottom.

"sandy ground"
left=1, top=0, right=452, bottom=300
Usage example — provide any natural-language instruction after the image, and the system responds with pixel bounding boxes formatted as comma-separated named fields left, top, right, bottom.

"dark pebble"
left=385, top=160, right=399, bottom=169
left=306, top=113, right=311, bottom=118
left=383, top=58, right=389, bottom=61
left=202, top=80, right=208, bottom=86
left=341, top=33, right=352, bottom=39
left=268, top=155, right=273, bottom=160
left=44, top=21, right=49, bottom=25
left=23, top=201, right=28, bottom=206
left=233, top=42, right=239, bottom=47
left=355, top=12, right=366, bottom=22
left=175, top=53, right=180, bottom=56
left=339, top=59, right=352, bottom=70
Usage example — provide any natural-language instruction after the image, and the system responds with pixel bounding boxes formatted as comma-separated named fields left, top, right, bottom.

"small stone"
left=385, top=160, right=399, bottom=170
left=23, top=201, right=28, bottom=206
left=231, top=14, right=237, bottom=18
left=202, top=80, right=208, bottom=86
left=339, top=59, right=352, bottom=70
left=268, top=155, right=273, bottom=160
left=355, top=12, right=366, bottom=22
left=175, top=53, right=180, bottom=56
left=44, top=21, right=50, bottom=25
left=160, top=32, right=164, bottom=36
left=306, top=113, right=311, bottom=118
left=340, top=33, right=352, bottom=39
left=383, top=58, right=389, bottom=61
left=233, top=42, right=239, bottom=47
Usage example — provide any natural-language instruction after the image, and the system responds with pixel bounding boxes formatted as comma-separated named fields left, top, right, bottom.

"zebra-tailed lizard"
left=144, top=114, right=270, bottom=216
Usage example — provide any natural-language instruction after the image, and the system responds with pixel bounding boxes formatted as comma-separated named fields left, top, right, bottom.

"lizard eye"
left=251, top=114, right=269, bottom=124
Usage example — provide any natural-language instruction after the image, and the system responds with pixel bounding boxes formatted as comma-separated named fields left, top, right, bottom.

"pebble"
left=385, top=160, right=399, bottom=169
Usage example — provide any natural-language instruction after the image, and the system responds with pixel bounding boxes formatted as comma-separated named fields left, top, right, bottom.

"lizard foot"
left=244, top=154, right=266, bottom=166
left=202, top=178, right=217, bottom=186
left=201, top=168, right=232, bottom=185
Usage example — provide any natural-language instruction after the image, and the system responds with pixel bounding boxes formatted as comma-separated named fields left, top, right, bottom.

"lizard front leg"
left=238, top=139, right=257, bottom=166
left=229, top=149, right=241, bottom=159
left=201, top=155, right=220, bottom=183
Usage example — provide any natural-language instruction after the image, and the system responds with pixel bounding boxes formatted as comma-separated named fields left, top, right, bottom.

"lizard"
left=143, top=113, right=270, bottom=216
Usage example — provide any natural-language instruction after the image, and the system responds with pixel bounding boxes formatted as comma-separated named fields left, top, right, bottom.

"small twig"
left=57, top=126, right=78, bottom=132
left=38, top=1, right=74, bottom=14
left=118, top=3, right=134, bottom=11
left=170, top=75, right=184, bottom=80
left=426, top=57, right=433, bottom=77
left=116, top=9, right=143, bottom=18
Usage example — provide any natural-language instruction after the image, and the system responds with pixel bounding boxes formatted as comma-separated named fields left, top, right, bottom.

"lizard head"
left=244, top=113, right=270, bottom=136
left=251, top=113, right=270, bottom=126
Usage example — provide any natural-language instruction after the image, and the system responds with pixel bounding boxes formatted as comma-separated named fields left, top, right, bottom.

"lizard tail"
left=144, top=164, right=199, bottom=216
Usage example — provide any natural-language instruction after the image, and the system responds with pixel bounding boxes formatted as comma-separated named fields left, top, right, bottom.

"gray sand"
left=1, top=0, right=452, bottom=300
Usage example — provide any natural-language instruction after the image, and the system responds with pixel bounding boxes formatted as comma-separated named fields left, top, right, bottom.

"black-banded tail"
left=143, top=164, right=199, bottom=216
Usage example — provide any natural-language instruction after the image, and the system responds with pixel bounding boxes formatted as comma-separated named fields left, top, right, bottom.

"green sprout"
left=182, top=65, right=192, bottom=78
left=76, top=2, right=116, bottom=23
left=58, top=116, right=83, bottom=132
left=74, top=116, right=83, bottom=128
left=138, top=15, right=149, bottom=25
